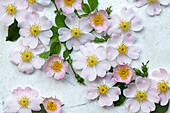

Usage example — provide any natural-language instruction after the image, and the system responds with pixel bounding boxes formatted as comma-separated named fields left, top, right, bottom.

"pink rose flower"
left=134, top=0, right=170, bottom=16
left=72, top=43, right=111, bottom=81
left=89, top=10, right=111, bottom=33
left=113, top=64, right=134, bottom=84
left=18, top=12, right=53, bottom=49
left=107, top=7, right=143, bottom=37
left=44, top=55, right=69, bottom=80
left=151, top=69, right=170, bottom=106
left=123, top=76, right=160, bottom=113
left=5, top=87, right=42, bottom=113
left=55, top=0, right=82, bottom=14
left=0, top=0, right=28, bottom=26
left=43, top=97, right=61, bottom=113
left=58, top=15, right=95, bottom=50
left=10, top=38, right=45, bottom=74
left=86, top=73, right=121, bottom=107
left=106, top=32, right=140, bottom=64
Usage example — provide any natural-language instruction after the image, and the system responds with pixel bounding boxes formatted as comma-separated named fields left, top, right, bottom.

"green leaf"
left=50, top=26, right=59, bottom=42
left=63, top=49, right=73, bottom=61
left=50, top=42, right=61, bottom=55
left=88, top=0, right=98, bottom=11
left=151, top=102, right=169, bottom=113
left=6, top=19, right=20, bottom=41
left=81, top=0, right=91, bottom=14
left=39, top=51, right=50, bottom=59
left=32, top=104, right=47, bottom=113
left=113, top=95, right=126, bottom=106
left=55, top=14, right=67, bottom=28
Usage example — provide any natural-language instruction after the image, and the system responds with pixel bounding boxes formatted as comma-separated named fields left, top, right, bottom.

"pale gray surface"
left=0, top=0, right=170, bottom=113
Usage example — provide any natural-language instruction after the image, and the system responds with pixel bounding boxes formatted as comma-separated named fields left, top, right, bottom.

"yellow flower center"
left=5, top=4, right=17, bottom=15
left=29, top=23, right=41, bottom=37
left=18, top=96, right=29, bottom=108
left=135, top=90, right=147, bottom=102
left=86, top=55, right=99, bottom=67
left=147, top=0, right=158, bottom=3
left=117, top=43, right=128, bottom=55
left=119, top=20, right=131, bottom=32
left=63, top=0, right=75, bottom=6
left=27, top=0, right=37, bottom=4
left=47, top=101, right=57, bottom=111
left=51, top=61, right=63, bottom=72
left=21, top=49, right=33, bottom=62
left=158, top=80, right=169, bottom=93
left=71, top=27, right=81, bottom=38
left=118, top=66, right=130, bottom=79
left=98, top=83, right=109, bottom=95
left=92, top=14, right=105, bottom=26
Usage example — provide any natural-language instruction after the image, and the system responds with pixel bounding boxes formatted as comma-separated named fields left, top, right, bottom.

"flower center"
left=92, top=14, right=105, bottom=26
left=5, top=4, right=17, bottom=15
left=158, top=80, right=169, bottom=93
left=98, top=83, right=109, bottom=95
left=147, top=0, right=158, bottom=3
left=118, top=66, right=130, bottom=79
left=20, top=49, right=33, bottom=62
left=29, top=23, right=41, bottom=37
left=117, top=43, right=128, bottom=55
left=18, top=96, right=29, bottom=108
left=47, top=101, right=57, bottom=111
left=71, top=27, right=81, bottom=38
left=86, top=55, right=99, bottom=67
left=119, top=20, right=131, bottom=32
left=27, top=0, right=37, bottom=4
left=51, top=61, right=63, bottom=72
left=135, top=90, right=147, bottom=102
left=63, top=0, right=75, bottom=6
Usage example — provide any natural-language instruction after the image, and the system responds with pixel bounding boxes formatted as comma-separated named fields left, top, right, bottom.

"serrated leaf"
left=55, top=14, right=67, bottom=28
left=88, top=0, right=98, bottom=11
left=63, top=49, right=73, bottom=61
left=50, top=26, right=59, bottom=42
left=113, top=95, right=126, bottom=106
left=81, top=0, right=91, bottom=14
left=50, top=42, right=61, bottom=55
left=6, top=19, right=20, bottom=41
left=32, top=104, right=47, bottom=113
left=39, top=51, right=50, bottom=59
left=151, top=102, right=169, bottom=113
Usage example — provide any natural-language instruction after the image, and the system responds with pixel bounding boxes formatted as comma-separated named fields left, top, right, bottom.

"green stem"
left=52, top=0, right=60, bottom=15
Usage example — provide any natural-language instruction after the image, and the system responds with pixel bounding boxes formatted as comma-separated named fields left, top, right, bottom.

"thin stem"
left=52, top=0, right=60, bottom=15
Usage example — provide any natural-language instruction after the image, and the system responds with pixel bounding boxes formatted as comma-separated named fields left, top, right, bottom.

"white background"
left=0, top=0, right=170, bottom=113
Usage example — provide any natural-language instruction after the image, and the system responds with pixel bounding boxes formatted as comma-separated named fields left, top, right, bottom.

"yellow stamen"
left=18, top=96, right=29, bottom=108
left=47, top=101, right=57, bottom=111
left=117, top=43, right=128, bottom=55
left=147, top=0, right=158, bottom=3
left=97, top=82, right=109, bottom=95
left=158, top=80, right=169, bottom=93
left=51, top=61, right=63, bottom=72
left=63, top=0, right=75, bottom=6
left=27, top=0, right=37, bottom=4
left=119, top=20, right=131, bottom=32
left=29, top=23, right=41, bottom=37
left=5, top=4, right=17, bottom=15
left=92, top=13, right=105, bottom=26
left=135, top=90, right=147, bottom=102
left=118, top=66, right=130, bottom=79
left=86, top=55, right=99, bottom=67
left=71, top=27, right=81, bottom=38
left=20, top=49, right=33, bottom=62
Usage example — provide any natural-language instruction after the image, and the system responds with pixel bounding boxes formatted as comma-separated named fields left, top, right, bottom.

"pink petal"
left=65, top=15, right=79, bottom=29
left=62, top=5, right=74, bottom=14
left=15, top=9, right=28, bottom=23
left=123, top=83, right=137, bottom=98
left=28, top=98, right=42, bottom=111
left=79, top=43, right=94, bottom=57
left=131, top=16, right=143, bottom=32
left=31, top=56, right=45, bottom=69
left=96, top=60, right=110, bottom=77
left=136, top=76, right=150, bottom=90
left=107, top=34, right=121, bottom=44
left=18, top=61, right=34, bottom=74
left=18, top=21, right=29, bottom=29
left=141, top=100, right=155, bottom=112
left=120, top=7, right=135, bottom=21
left=54, top=69, right=66, bottom=80
left=44, top=66, right=55, bottom=77
left=39, top=16, right=52, bottom=30
left=110, top=13, right=121, bottom=27
left=146, top=3, right=162, bottom=16
left=71, top=39, right=81, bottom=50
left=107, top=26, right=122, bottom=36
left=58, top=28, right=72, bottom=42
left=106, top=46, right=119, bottom=61
left=25, top=12, right=40, bottom=24
left=135, top=0, right=148, bottom=7
left=147, top=88, right=160, bottom=103
left=98, top=95, right=113, bottom=107
left=19, top=28, right=29, bottom=37
left=23, top=35, right=39, bottom=49
left=73, top=0, right=82, bottom=10
left=55, top=0, right=64, bottom=8
left=18, top=108, right=32, bottom=113
left=72, top=54, right=86, bottom=70
left=151, top=69, right=168, bottom=81
left=127, top=46, right=140, bottom=59
left=39, top=30, right=52, bottom=45
left=105, top=73, right=117, bottom=87
left=81, top=66, right=96, bottom=81
left=86, top=86, right=98, bottom=100
left=109, top=87, right=121, bottom=101
left=24, top=87, right=38, bottom=98
left=10, top=49, right=21, bottom=65
left=95, top=46, right=107, bottom=60
left=123, top=32, right=136, bottom=44
left=31, top=44, right=45, bottom=55
left=159, top=93, right=169, bottom=106
left=79, top=17, right=93, bottom=33
left=15, top=0, right=28, bottom=9
left=66, top=39, right=73, bottom=50
left=79, top=33, right=95, bottom=44
left=159, top=0, right=170, bottom=5
left=125, top=99, right=140, bottom=112
left=38, top=0, right=51, bottom=6
left=0, top=14, right=14, bottom=26
left=117, top=54, right=132, bottom=64
left=28, top=3, right=44, bottom=12
left=5, top=97, right=20, bottom=112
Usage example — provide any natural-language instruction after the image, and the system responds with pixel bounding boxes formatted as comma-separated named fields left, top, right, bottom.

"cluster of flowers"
left=5, top=87, right=62, bottom=113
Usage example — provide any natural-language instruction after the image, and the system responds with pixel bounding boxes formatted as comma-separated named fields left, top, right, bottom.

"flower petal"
left=135, top=0, right=148, bottom=7
left=18, top=61, right=34, bottom=74
left=125, top=99, right=140, bottom=112
left=120, top=7, right=135, bottom=21
left=28, top=98, right=42, bottom=111
left=39, top=16, right=52, bottom=30
left=65, top=15, right=79, bottom=29
left=136, top=76, right=150, bottom=91
left=39, top=30, right=52, bottom=45
left=106, top=46, right=119, bottom=61
left=95, top=46, right=107, bottom=60
left=81, top=66, right=96, bottom=81
left=99, top=95, right=113, bottom=107
left=159, top=0, right=170, bottom=5
left=159, top=93, right=169, bottom=106
left=58, top=28, right=72, bottom=42
left=62, top=5, right=74, bottom=14
left=79, top=17, right=93, bottom=33
left=127, top=46, right=140, bottom=59
left=141, top=100, right=155, bottom=112
left=79, top=33, right=95, bottom=44
left=96, top=60, right=110, bottom=77
left=86, top=86, right=98, bottom=100
left=109, top=87, right=121, bottom=101
left=22, top=35, right=39, bottom=49
left=10, top=49, right=21, bottom=65
left=117, top=54, right=132, bottom=64
left=31, top=56, right=45, bottom=69
left=0, top=14, right=14, bottom=26
left=123, top=83, right=137, bottom=98
left=131, top=16, right=143, bottom=32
